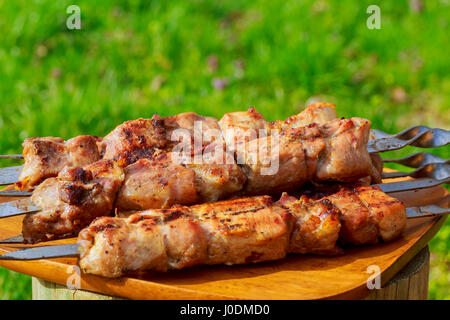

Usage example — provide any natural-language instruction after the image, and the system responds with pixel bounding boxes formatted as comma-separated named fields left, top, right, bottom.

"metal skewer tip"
left=0, top=244, right=79, bottom=260
left=0, top=155, right=24, bottom=160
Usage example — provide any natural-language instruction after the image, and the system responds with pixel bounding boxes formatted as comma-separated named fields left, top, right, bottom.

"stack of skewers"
left=0, top=102, right=448, bottom=278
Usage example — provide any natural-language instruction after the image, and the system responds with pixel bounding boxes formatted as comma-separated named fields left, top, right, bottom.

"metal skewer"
left=0, top=205, right=448, bottom=261
left=368, top=126, right=450, bottom=153
left=0, top=155, right=23, bottom=159
left=0, top=166, right=22, bottom=186
left=381, top=163, right=450, bottom=180
left=383, top=152, right=450, bottom=168
left=0, top=190, right=32, bottom=197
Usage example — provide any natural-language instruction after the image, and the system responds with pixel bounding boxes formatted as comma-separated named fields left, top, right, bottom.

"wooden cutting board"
left=0, top=170, right=448, bottom=300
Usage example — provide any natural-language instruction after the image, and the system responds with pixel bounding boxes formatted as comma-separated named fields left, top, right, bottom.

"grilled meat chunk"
left=326, top=186, right=406, bottom=244
left=238, top=117, right=373, bottom=194
left=268, top=102, right=337, bottom=130
left=22, top=160, right=124, bottom=243
left=101, top=116, right=167, bottom=166
left=102, top=112, right=223, bottom=166
left=315, top=117, right=372, bottom=181
left=238, top=125, right=326, bottom=194
left=184, top=149, right=247, bottom=202
left=218, top=107, right=267, bottom=153
left=117, top=149, right=247, bottom=212
left=164, top=112, right=223, bottom=149
left=353, top=186, right=407, bottom=242
left=277, top=193, right=342, bottom=255
left=116, top=153, right=199, bottom=211
left=17, top=136, right=102, bottom=190
left=78, top=186, right=406, bottom=277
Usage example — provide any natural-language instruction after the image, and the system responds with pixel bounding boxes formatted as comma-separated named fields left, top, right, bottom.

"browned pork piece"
left=16, top=135, right=102, bottom=190
left=237, top=117, right=374, bottom=194
left=267, top=102, right=338, bottom=130
left=22, top=159, right=124, bottom=243
left=77, top=186, right=406, bottom=278
left=164, top=112, right=223, bottom=149
left=276, top=193, right=342, bottom=255
left=116, top=152, right=199, bottom=211
left=101, top=112, right=224, bottom=166
left=116, top=150, right=247, bottom=212
left=219, top=107, right=268, bottom=153
left=315, top=117, right=373, bottom=181
left=218, top=103, right=337, bottom=151
left=101, top=116, right=167, bottom=166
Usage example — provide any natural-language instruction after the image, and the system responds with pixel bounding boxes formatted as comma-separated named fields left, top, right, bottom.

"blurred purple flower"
left=207, top=55, right=219, bottom=72
left=212, top=78, right=229, bottom=90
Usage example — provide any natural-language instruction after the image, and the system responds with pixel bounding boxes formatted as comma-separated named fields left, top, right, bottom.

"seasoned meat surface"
left=315, top=117, right=373, bottom=181
left=354, top=186, right=406, bottom=242
left=185, top=149, right=247, bottom=202
left=218, top=107, right=267, bottom=153
left=101, top=116, right=167, bottom=166
left=17, top=135, right=102, bottom=190
left=79, top=195, right=292, bottom=277
left=78, top=186, right=406, bottom=277
left=22, top=160, right=124, bottom=243
left=238, top=118, right=373, bottom=194
left=116, top=153, right=199, bottom=211
left=238, top=125, right=326, bottom=194
left=277, top=193, right=342, bottom=255
left=164, top=112, right=223, bottom=149
left=268, top=102, right=337, bottom=130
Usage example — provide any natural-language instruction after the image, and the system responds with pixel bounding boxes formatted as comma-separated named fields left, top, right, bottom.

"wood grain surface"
left=0, top=169, right=447, bottom=300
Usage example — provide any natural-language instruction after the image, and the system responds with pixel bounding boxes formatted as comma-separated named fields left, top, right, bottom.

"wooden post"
left=32, top=277, right=123, bottom=300
left=365, top=245, right=430, bottom=300
left=31, top=245, right=431, bottom=300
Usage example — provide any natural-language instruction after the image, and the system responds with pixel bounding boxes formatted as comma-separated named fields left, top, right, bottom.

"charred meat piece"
left=352, top=186, right=407, bottom=242
left=17, top=136, right=102, bottom=191
left=22, top=160, right=124, bottom=243
left=102, top=112, right=223, bottom=167
left=326, top=186, right=406, bottom=244
left=101, top=116, right=167, bottom=166
left=117, top=149, right=247, bottom=212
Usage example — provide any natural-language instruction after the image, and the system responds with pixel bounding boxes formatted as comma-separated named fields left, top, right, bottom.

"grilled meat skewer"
left=76, top=186, right=406, bottom=278
left=12, top=103, right=340, bottom=191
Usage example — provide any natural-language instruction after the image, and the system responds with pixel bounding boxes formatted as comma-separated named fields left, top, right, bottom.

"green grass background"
left=0, top=0, right=448, bottom=299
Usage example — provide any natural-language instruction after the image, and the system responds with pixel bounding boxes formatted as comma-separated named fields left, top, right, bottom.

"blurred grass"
left=0, top=0, right=448, bottom=299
